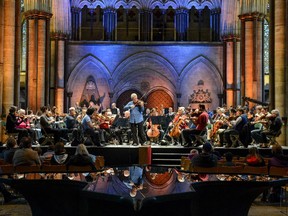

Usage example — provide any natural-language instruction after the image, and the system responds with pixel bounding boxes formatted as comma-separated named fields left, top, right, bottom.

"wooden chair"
left=191, top=166, right=219, bottom=174
left=242, top=165, right=268, bottom=175
left=41, top=164, right=67, bottom=173
left=40, top=127, right=54, bottom=146
left=217, top=165, right=244, bottom=174
left=269, top=166, right=288, bottom=177
left=14, top=165, right=42, bottom=179
left=0, top=164, right=14, bottom=175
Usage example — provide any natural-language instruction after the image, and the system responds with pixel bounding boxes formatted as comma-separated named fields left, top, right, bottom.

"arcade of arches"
left=0, top=0, right=288, bottom=145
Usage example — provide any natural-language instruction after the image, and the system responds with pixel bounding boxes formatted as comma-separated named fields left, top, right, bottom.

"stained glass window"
left=263, top=19, right=269, bottom=75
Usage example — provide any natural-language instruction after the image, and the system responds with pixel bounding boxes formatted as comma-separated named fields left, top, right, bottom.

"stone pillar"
left=239, top=12, right=264, bottom=105
left=273, top=0, right=287, bottom=145
left=3, top=0, right=16, bottom=113
left=51, top=32, right=67, bottom=114
left=139, top=9, right=152, bottom=41
left=175, top=8, right=188, bottom=41
left=103, top=8, right=116, bottom=41
left=71, top=7, right=81, bottom=40
left=24, top=10, right=52, bottom=112
left=14, top=0, right=21, bottom=107
left=223, top=35, right=241, bottom=107
left=0, top=0, right=4, bottom=116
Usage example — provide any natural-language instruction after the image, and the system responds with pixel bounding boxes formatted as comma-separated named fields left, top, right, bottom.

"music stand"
left=114, top=117, right=129, bottom=128
left=150, top=116, right=167, bottom=127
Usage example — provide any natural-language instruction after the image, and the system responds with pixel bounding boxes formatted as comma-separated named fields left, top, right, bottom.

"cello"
left=146, top=118, right=160, bottom=139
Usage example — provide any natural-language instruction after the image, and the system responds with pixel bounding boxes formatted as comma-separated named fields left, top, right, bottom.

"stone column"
left=223, top=35, right=241, bottom=107
left=273, top=0, right=287, bottom=145
left=24, top=10, right=52, bottom=112
left=175, top=8, right=189, bottom=41
left=51, top=33, right=67, bottom=114
left=71, top=7, right=81, bottom=40
left=3, top=0, right=16, bottom=113
left=139, top=9, right=152, bottom=41
left=103, top=8, right=117, bottom=41
left=0, top=0, right=4, bottom=116
left=239, top=12, right=264, bottom=104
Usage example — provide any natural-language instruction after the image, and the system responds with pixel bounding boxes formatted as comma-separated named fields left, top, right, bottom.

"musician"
left=221, top=107, right=248, bottom=147
left=124, top=93, right=147, bottom=146
left=111, top=103, right=121, bottom=116
left=145, top=108, right=164, bottom=144
left=65, top=107, right=79, bottom=130
left=256, top=109, right=282, bottom=147
left=210, top=107, right=228, bottom=146
left=182, top=104, right=209, bottom=147
left=40, top=106, right=68, bottom=144
left=6, top=106, right=29, bottom=144
left=81, top=107, right=103, bottom=146
left=168, top=107, right=188, bottom=145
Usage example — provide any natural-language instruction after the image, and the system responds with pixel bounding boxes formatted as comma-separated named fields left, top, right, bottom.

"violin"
left=134, top=100, right=144, bottom=106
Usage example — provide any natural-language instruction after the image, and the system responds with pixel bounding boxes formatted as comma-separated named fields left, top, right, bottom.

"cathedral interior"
left=0, top=0, right=287, bottom=145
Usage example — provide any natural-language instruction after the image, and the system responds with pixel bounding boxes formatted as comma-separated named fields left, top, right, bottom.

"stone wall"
left=67, top=41, right=223, bottom=111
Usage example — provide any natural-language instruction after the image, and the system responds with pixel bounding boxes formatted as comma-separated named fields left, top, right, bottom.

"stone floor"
left=0, top=195, right=287, bottom=216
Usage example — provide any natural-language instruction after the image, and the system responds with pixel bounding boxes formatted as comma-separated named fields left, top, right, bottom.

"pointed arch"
left=179, top=55, right=223, bottom=109
left=67, top=54, right=111, bottom=108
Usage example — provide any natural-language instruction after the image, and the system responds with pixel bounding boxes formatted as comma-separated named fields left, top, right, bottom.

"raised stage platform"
left=0, top=142, right=284, bottom=167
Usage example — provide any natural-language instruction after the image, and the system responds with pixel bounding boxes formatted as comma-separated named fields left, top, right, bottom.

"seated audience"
left=244, top=147, right=265, bottom=166
left=66, top=144, right=95, bottom=168
left=51, top=142, right=70, bottom=165
left=1, top=137, right=19, bottom=164
left=268, top=144, right=288, bottom=167
left=223, top=152, right=235, bottom=166
left=191, top=142, right=218, bottom=167
left=188, top=149, right=199, bottom=160
left=12, top=136, right=41, bottom=166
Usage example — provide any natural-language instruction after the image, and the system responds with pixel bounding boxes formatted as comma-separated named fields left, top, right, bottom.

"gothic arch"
left=112, top=52, right=178, bottom=102
left=67, top=54, right=111, bottom=108
left=179, top=55, right=223, bottom=110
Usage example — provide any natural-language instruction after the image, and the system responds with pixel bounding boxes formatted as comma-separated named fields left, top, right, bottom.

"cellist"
left=168, top=107, right=188, bottom=145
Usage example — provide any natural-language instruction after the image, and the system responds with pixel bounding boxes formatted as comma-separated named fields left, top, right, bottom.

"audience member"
left=51, top=142, right=70, bottom=165
left=66, top=144, right=95, bottom=168
left=191, top=142, right=218, bottom=167
left=223, top=152, right=235, bottom=166
left=245, top=147, right=265, bottom=166
left=12, top=136, right=41, bottom=166
left=2, top=137, right=19, bottom=164
left=188, top=149, right=199, bottom=160
left=268, top=144, right=288, bottom=167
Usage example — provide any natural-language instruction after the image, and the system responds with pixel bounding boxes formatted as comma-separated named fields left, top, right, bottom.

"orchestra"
left=4, top=96, right=282, bottom=149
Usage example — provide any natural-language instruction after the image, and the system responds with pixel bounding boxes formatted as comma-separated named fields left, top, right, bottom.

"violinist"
left=81, top=107, right=103, bottom=146
left=124, top=93, right=147, bottom=146
left=210, top=107, right=228, bottom=146
left=182, top=104, right=209, bottom=147
left=65, top=107, right=79, bottom=130
left=6, top=106, right=29, bottom=144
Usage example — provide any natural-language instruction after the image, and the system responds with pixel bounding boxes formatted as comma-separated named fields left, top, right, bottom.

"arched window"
left=263, top=18, right=269, bottom=102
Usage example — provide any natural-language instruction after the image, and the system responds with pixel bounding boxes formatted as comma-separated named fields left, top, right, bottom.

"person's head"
left=86, top=108, right=96, bottom=116
left=224, top=152, right=233, bottom=162
left=6, top=137, right=17, bottom=149
left=271, top=109, right=280, bottom=117
left=54, top=142, right=66, bottom=155
left=248, top=147, right=259, bottom=155
left=18, top=109, right=26, bottom=117
left=75, top=144, right=89, bottom=155
left=188, top=149, right=199, bottom=160
left=69, top=107, right=76, bottom=116
left=131, top=93, right=138, bottom=103
left=9, top=106, right=17, bottom=114
left=40, top=106, right=48, bottom=113
left=111, top=103, right=116, bottom=109
left=202, top=142, right=213, bottom=153
left=168, top=107, right=173, bottom=113
left=20, top=136, right=32, bottom=148
left=236, top=108, right=245, bottom=116
left=178, top=107, right=185, bottom=114
left=271, top=144, right=283, bottom=156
